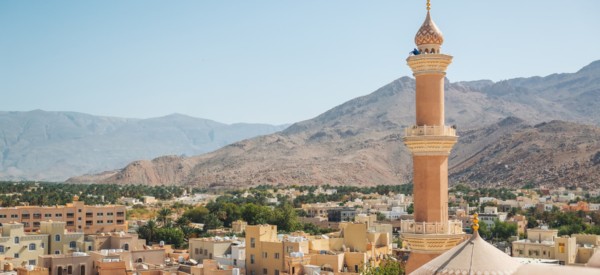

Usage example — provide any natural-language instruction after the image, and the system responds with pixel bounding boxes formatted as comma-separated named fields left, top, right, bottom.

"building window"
left=67, top=266, right=72, bottom=274
left=559, top=243, right=565, bottom=253
left=85, top=213, right=93, bottom=218
left=10, top=214, right=18, bottom=218
left=14, top=253, right=19, bottom=258
left=116, top=212, right=124, bottom=217
left=107, top=212, right=114, bottom=216
left=263, top=268, right=267, bottom=275
left=22, top=213, right=30, bottom=219
left=0, top=245, right=4, bottom=253
left=42, top=243, right=45, bottom=248
left=55, top=251, right=60, bottom=255
left=85, top=221, right=93, bottom=226
left=33, top=222, right=41, bottom=227
left=0, top=214, right=6, bottom=218
left=33, top=213, right=42, bottom=219
left=195, top=248, right=199, bottom=254
left=14, top=237, right=19, bottom=244
left=250, top=238, right=256, bottom=248
left=97, top=213, right=103, bottom=216
left=29, top=260, right=36, bottom=265
left=107, top=220, right=113, bottom=224
left=274, top=270, right=279, bottom=275
left=116, top=220, right=124, bottom=224
left=67, top=221, right=74, bottom=226
left=70, top=241, right=77, bottom=249
left=67, top=213, right=74, bottom=218
left=29, top=243, right=36, bottom=250
left=209, top=253, right=212, bottom=259
left=55, top=213, right=63, bottom=217
left=97, top=220, right=103, bottom=224
left=233, top=259, right=237, bottom=266
left=274, top=253, right=280, bottom=259
left=55, top=235, right=61, bottom=242
left=262, top=252, right=267, bottom=258
left=250, top=254, right=255, bottom=264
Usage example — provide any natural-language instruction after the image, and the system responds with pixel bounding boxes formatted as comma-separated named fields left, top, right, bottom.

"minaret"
left=402, top=1, right=465, bottom=273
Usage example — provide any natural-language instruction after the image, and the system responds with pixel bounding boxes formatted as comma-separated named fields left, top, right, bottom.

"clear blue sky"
left=1, top=1, right=599, bottom=125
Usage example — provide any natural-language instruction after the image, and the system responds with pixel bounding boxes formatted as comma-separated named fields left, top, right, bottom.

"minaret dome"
left=414, top=1, right=444, bottom=54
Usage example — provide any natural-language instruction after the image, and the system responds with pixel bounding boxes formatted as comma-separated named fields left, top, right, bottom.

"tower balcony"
left=403, top=125, right=458, bottom=155
left=400, top=220, right=463, bottom=235
left=400, top=220, right=467, bottom=253
left=404, top=125, right=456, bottom=137
left=406, top=54, right=453, bottom=76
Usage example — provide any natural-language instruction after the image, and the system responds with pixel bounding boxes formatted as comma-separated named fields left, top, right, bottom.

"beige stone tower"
left=401, top=1, right=465, bottom=273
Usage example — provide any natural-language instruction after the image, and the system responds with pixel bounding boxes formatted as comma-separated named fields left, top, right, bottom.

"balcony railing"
left=404, top=125, right=456, bottom=137
left=400, top=220, right=463, bottom=235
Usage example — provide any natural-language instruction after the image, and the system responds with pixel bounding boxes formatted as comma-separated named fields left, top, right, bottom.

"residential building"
left=39, top=221, right=84, bottom=255
left=327, top=208, right=356, bottom=222
left=0, top=197, right=126, bottom=234
left=38, top=252, right=93, bottom=275
left=0, top=222, right=48, bottom=267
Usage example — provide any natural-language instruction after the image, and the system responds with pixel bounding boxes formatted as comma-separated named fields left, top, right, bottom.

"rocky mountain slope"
left=0, top=111, right=286, bottom=181
left=68, top=61, right=600, bottom=188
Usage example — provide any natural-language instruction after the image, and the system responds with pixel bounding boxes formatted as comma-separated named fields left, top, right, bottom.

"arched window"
left=55, top=235, right=61, bottom=242
left=69, top=241, right=76, bottom=249
left=122, top=243, right=129, bottom=251
left=29, top=243, right=36, bottom=250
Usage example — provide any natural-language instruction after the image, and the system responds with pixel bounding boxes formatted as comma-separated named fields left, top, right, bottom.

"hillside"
left=0, top=111, right=286, bottom=181
left=67, top=61, right=600, bottom=188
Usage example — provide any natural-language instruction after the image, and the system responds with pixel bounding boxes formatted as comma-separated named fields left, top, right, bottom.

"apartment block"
left=0, top=197, right=126, bottom=234
left=38, top=252, right=93, bottom=275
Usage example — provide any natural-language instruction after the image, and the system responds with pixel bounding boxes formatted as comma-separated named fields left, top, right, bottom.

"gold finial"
left=472, top=213, right=479, bottom=232
left=426, top=0, right=431, bottom=11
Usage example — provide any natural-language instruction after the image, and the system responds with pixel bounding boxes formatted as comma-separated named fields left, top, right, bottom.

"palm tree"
left=157, top=207, right=172, bottom=226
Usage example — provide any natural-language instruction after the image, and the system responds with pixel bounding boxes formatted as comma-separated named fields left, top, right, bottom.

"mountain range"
left=0, top=111, right=286, bottom=181
left=67, top=60, right=600, bottom=188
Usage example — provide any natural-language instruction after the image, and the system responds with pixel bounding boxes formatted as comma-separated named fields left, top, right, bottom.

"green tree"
left=491, top=220, right=517, bottom=242
left=204, top=213, right=224, bottom=231
left=271, top=203, right=300, bottom=232
left=183, top=206, right=210, bottom=223
left=154, top=227, right=185, bottom=248
left=376, top=212, right=387, bottom=222
left=360, top=258, right=404, bottom=275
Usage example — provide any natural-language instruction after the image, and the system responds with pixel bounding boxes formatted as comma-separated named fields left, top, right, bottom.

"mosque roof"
left=587, top=250, right=600, bottom=268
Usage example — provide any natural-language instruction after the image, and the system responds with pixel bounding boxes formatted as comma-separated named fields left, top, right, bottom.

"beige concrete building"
left=0, top=197, right=126, bottom=234
left=244, top=223, right=392, bottom=275
left=38, top=252, right=93, bottom=275
left=85, top=232, right=146, bottom=252
left=512, top=227, right=600, bottom=265
left=400, top=1, right=465, bottom=273
left=0, top=222, right=48, bottom=267
left=39, top=221, right=84, bottom=255
left=189, top=238, right=238, bottom=262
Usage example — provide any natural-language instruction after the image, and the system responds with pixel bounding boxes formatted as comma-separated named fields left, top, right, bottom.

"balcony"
left=404, top=125, right=456, bottom=137
left=400, top=220, right=463, bottom=235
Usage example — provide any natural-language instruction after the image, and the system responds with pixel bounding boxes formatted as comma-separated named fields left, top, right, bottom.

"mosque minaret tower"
left=401, top=1, right=465, bottom=273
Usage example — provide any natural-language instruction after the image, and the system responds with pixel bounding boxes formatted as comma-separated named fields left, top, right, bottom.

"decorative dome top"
left=414, top=11, right=444, bottom=47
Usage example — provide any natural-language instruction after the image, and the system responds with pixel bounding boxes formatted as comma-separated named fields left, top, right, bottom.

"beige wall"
left=38, top=254, right=93, bottom=275
left=343, top=223, right=367, bottom=252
